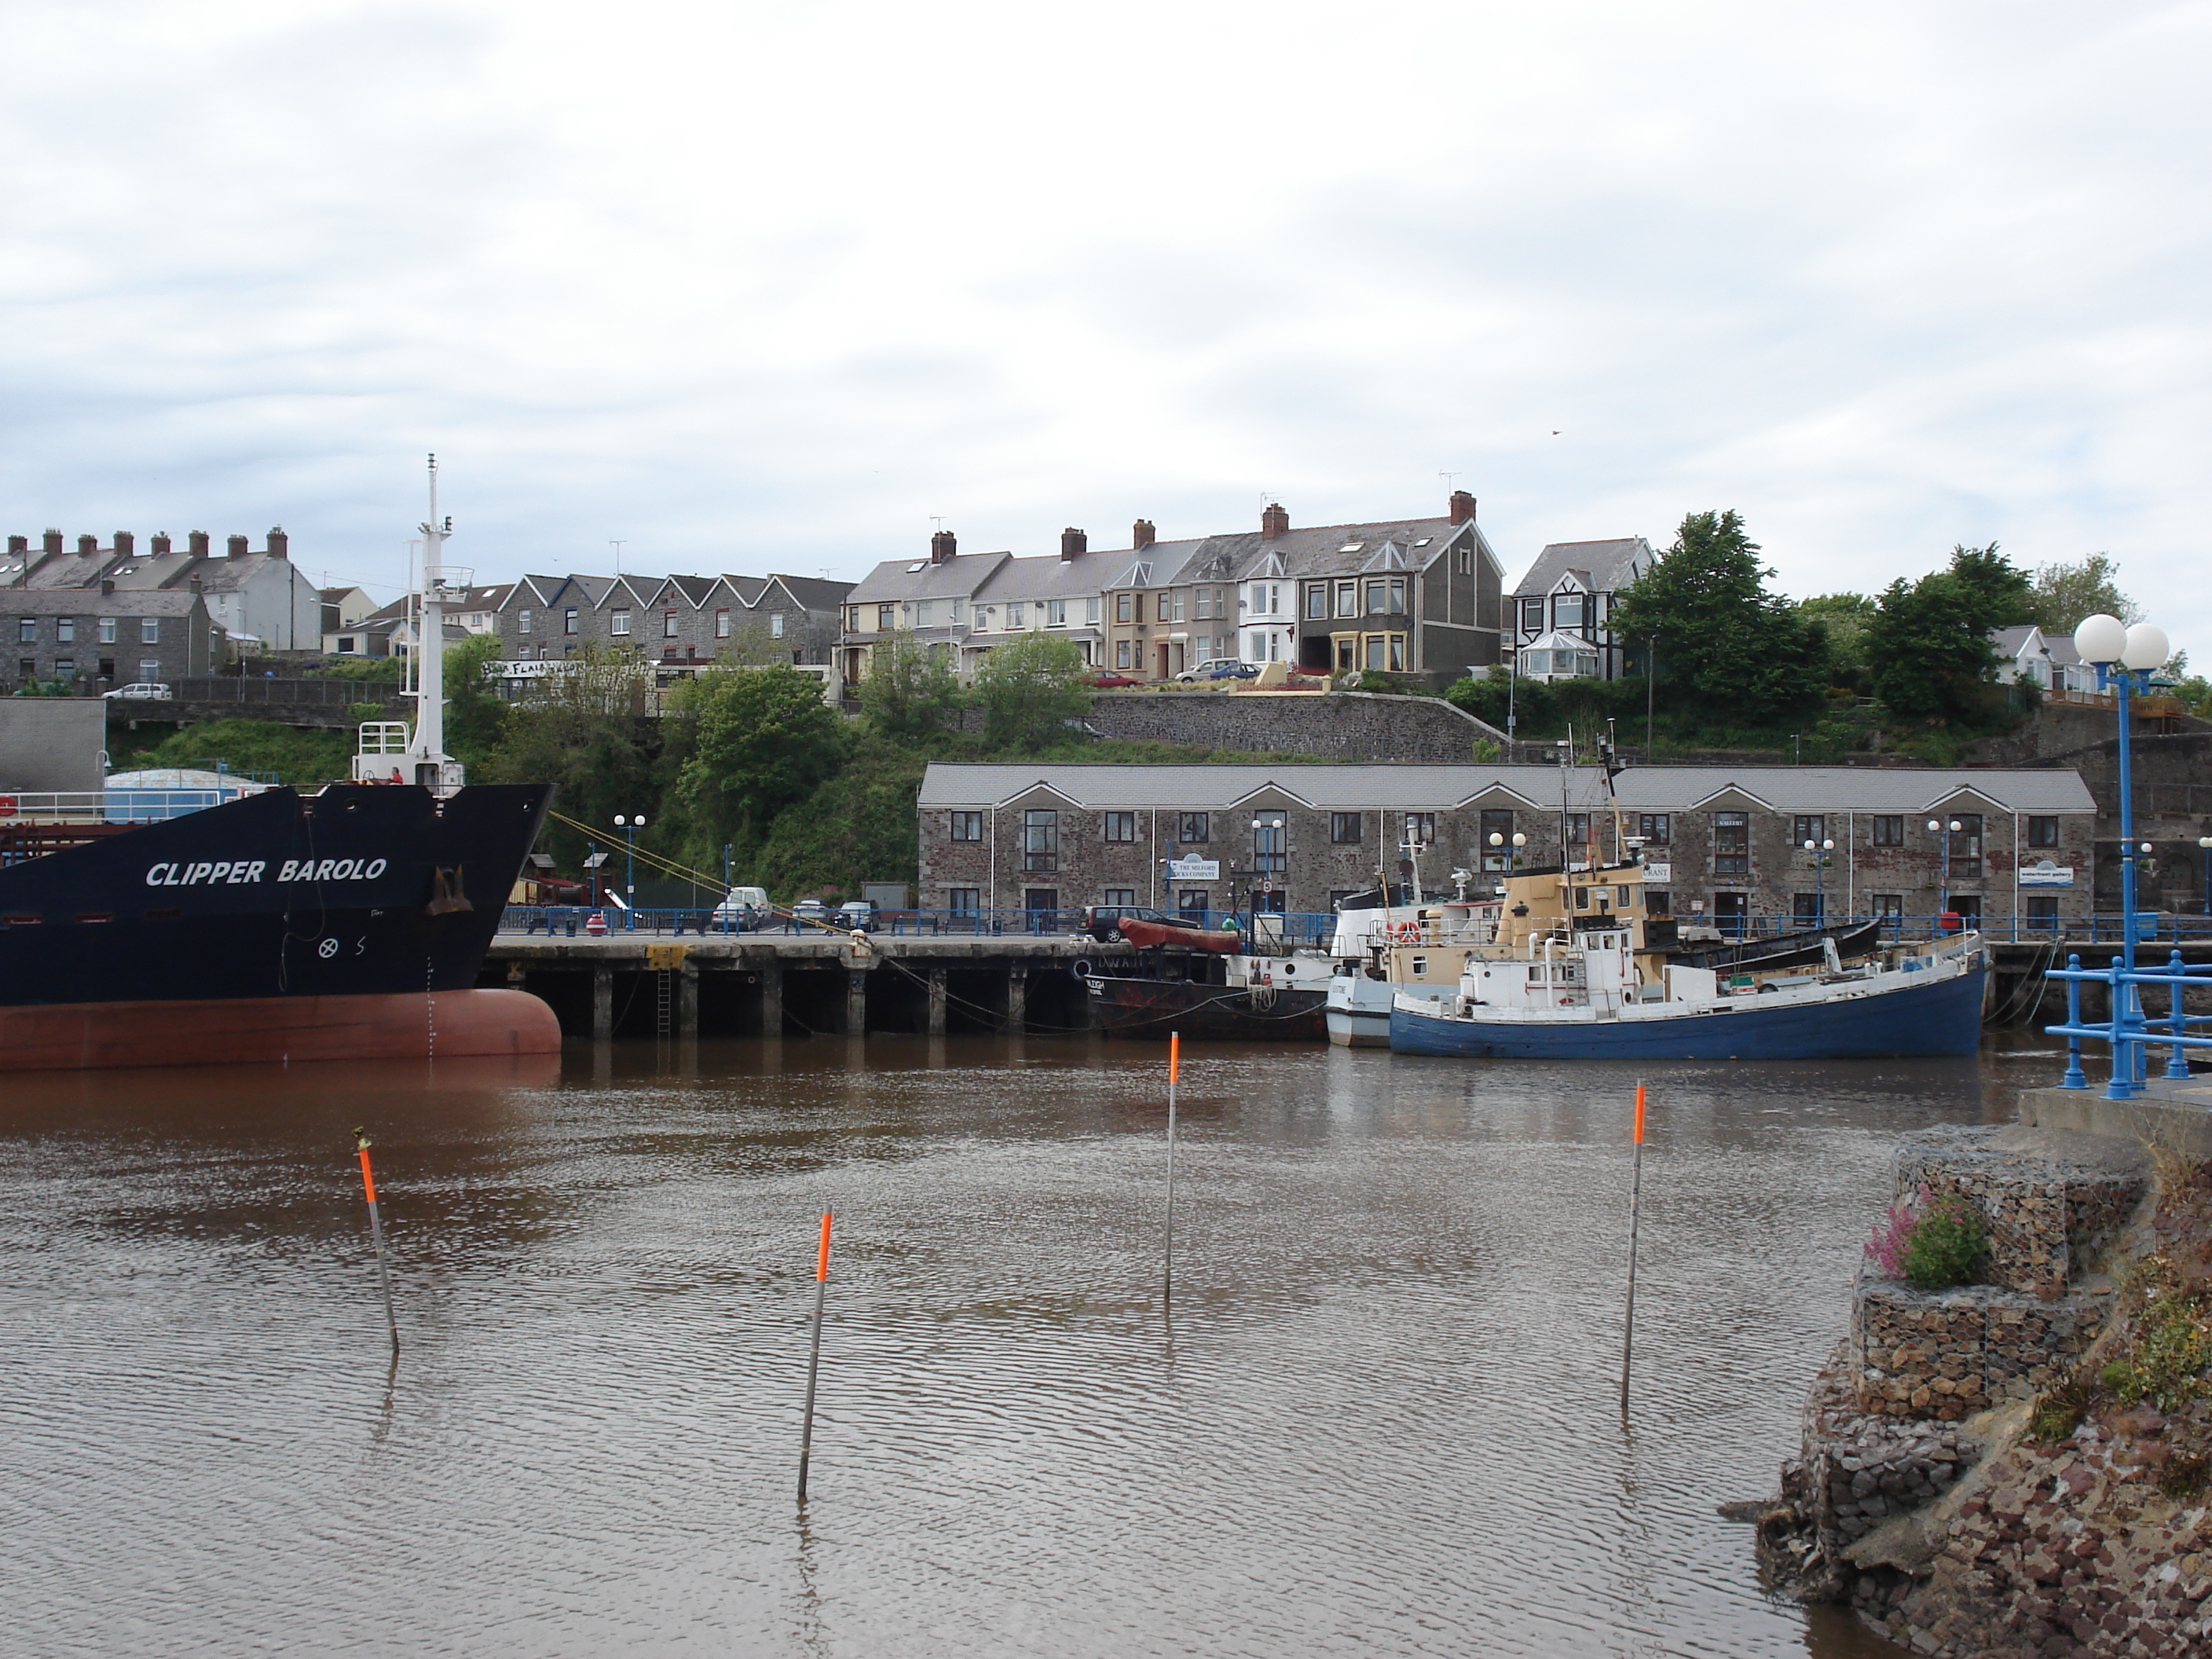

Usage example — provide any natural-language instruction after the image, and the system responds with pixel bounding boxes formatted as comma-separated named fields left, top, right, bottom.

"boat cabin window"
left=1573, top=887, right=1589, bottom=910
left=1411, top=957, right=1428, bottom=977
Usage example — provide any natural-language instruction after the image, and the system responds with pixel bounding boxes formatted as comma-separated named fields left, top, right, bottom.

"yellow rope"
left=544, top=807, right=724, bottom=888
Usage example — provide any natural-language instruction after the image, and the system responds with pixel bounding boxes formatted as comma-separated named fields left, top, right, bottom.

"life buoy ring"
left=1389, top=919, right=1421, bottom=943
left=1072, top=958, right=1093, bottom=980
left=0, top=796, right=15, bottom=818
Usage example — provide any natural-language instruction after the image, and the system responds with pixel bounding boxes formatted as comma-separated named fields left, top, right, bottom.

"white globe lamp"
left=2120, top=624, right=2170, bottom=672
left=2072, top=613, right=2126, bottom=665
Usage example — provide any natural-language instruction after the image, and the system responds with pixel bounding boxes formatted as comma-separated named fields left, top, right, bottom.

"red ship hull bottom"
left=0, top=989, right=562, bottom=1073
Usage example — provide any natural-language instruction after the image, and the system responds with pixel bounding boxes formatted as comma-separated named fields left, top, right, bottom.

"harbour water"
left=0, top=1036, right=2064, bottom=1657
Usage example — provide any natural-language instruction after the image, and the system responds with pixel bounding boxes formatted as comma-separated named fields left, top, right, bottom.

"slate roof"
left=5, top=589, right=208, bottom=617
left=846, top=551, right=1013, bottom=606
left=765, top=574, right=854, bottom=610
left=917, top=763, right=2097, bottom=815
left=1511, top=537, right=1652, bottom=599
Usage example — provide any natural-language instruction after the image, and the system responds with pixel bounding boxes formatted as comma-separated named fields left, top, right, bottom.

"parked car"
left=790, top=897, right=833, bottom=928
left=835, top=899, right=879, bottom=932
left=1080, top=903, right=1206, bottom=943
left=1087, top=672, right=1143, bottom=688
left=103, top=682, right=173, bottom=701
left=709, top=884, right=771, bottom=928
left=1177, top=659, right=1256, bottom=683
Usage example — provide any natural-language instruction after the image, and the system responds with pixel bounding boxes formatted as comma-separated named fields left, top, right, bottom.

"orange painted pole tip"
left=1633, top=1083, right=1647, bottom=1145
left=1169, top=1031, right=1180, bottom=1083
left=815, top=1211, right=833, bottom=1281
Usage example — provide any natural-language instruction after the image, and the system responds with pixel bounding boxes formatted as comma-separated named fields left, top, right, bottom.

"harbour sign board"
left=2018, top=860, right=2076, bottom=888
left=1166, top=855, right=1221, bottom=881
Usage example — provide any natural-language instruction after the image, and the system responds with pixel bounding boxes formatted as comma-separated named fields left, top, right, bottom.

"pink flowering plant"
left=1864, top=1188, right=1925, bottom=1281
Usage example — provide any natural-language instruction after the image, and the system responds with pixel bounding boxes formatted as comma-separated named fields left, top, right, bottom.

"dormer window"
left=1553, top=593, right=1584, bottom=629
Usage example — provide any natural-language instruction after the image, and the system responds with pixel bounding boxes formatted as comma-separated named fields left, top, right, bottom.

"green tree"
left=1607, top=510, right=1829, bottom=724
left=971, top=631, right=1090, bottom=750
left=675, top=665, right=844, bottom=847
left=859, top=634, right=967, bottom=738
left=1797, top=593, right=1877, bottom=681
left=481, top=646, right=666, bottom=860
left=113, top=719, right=354, bottom=787
left=2023, top=553, right=2142, bottom=635
left=441, top=631, right=510, bottom=771
left=1863, top=544, right=2034, bottom=728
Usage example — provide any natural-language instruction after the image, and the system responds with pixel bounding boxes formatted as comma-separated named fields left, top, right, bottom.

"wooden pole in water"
left=353, top=1129, right=399, bottom=1359
left=1164, top=1031, right=1179, bottom=1311
left=1619, top=1082, right=1646, bottom=1416
left=797, top=1210, right=833, bottom=1504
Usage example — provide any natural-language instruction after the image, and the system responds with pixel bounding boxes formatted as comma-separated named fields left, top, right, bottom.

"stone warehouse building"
left=914, top=764, right=2099, bottom=931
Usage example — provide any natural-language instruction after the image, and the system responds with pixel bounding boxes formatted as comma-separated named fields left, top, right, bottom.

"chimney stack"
left=1449, top=489, right=1476, bottom=526
left=114, top=531, right=134, bottom=555
left=77, top=533, right=97, bottom=555
left=225, top=534, right=249, bottom=558
left=190, top=575, right=203, bottom=594
left=152, top=533, right=172, bottom=555
left=929, top=529, right=958, bottom=564
left=1133, top=518, right=1155, bottom=550
left=1261, top=502, right=1289, bottom=539
left=101, top=579, right=115, bottom=596
left=43, top=529, right=64, bottom=555
left=7, top=536, right=24, bottom=557
left=188, top=531, right=209, bottom=556
left=1060, top=527, right=1087, bottom=561
left=266, top=526, right=288, bottom=559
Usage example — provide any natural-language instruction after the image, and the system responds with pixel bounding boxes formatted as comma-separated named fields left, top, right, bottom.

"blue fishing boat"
left=1383, top=857, right=1985, bottom=1062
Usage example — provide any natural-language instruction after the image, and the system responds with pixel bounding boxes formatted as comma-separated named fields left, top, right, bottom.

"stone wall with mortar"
left=1078, top=690, right=1506, bottom=763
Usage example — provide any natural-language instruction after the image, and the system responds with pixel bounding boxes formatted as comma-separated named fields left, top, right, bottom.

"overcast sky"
left=3, top=1, right=2207, bottom=652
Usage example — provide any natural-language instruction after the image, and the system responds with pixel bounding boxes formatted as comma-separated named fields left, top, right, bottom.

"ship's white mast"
left=409, top=454, right=467, bottom=792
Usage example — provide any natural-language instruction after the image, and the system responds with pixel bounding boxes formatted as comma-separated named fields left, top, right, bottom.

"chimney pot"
left=1449, top=489, right=1477, bottom=526
left=225, top=534, right=249, bottom=558
left=266, top=526, right=288, bottom=559
left=188, top=531, right=209, bottom=556
left=101, top=579, right=115, bottom=596
left=78, top=533, right=98, bottom=556
left=114, top=531, right=134, bottom=555
left=43, top=529, right=64, bottom=555
left=1132, top=518, right=1155, bottom=551
left=1261, top=502, right=1289, bottom=540
left=1060, top=527, right=1087, bottom=561
left=929, top=529, right=958, bottom=564
left=152, top=533, right=173, bottom=555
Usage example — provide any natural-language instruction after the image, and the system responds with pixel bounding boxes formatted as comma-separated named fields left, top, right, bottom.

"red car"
left=1088, top=672, right=1143, bottom=688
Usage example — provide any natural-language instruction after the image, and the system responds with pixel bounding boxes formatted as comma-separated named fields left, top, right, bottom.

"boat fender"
left=0, top=795, right=13, bottom=817
left=1072, top=958, right=1092, bottom=979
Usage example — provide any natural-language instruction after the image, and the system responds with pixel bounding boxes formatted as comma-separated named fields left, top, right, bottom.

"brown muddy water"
left=0, top=1035, right=2070, bottom=1657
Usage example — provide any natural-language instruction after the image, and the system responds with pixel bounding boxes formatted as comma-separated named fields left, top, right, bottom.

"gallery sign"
left=2018, top=860, right=2075, bottom=888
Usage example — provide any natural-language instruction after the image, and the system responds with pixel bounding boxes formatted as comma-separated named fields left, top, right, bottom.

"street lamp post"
left=2065, top=613, right=2170, bottom=1096
left=722, top=842, right=734, bottom=934
left=1251, top=815, right=1285, bottom=931
left=2198, top=835, right=2212, bottom=918
left=615, top=813, right=646, bottom=932
left=1803, top=837, right=1835, bottom=927
left=1926, top=818, right=1962, bottom=924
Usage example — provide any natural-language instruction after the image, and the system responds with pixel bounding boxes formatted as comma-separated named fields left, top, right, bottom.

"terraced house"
left=496, top=570, right=850, bottom=672
left=4, top=526, right=321, bottom=665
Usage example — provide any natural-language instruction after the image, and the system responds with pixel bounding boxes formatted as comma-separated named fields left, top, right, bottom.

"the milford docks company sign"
left=1166, top=855, right=1221, bottom=881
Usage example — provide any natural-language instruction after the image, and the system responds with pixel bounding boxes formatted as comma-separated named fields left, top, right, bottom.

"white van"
left=711, top=885, right=772, bottom=926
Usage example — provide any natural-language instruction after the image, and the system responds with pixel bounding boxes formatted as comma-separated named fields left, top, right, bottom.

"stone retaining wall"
left=1895, top=1125, right=2142, bottom=1299
left=1078, top=690, right=1506, bottom=763
left=1852, top=1280, right=2106, bottom=1420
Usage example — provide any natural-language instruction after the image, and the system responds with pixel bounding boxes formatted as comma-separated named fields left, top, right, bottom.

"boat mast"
left=409, top=453, right=467, bottom=793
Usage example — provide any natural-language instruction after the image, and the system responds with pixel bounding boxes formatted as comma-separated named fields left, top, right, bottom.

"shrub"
left=2159, top=1452, right=2210, bottom=1500
left=1863, top=1193, right=1919, bottom=1280
left=1902, top=1192, right=1990, bottom=1290
left=2027, top=1377, right=2093, bottom=1443
left=2102, top=1262, right=2212, bottom=1414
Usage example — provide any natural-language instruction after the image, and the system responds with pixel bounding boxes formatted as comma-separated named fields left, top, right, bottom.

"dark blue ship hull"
left=1389, top=961, right=1987, bottom=1061
left=0, top=782, right=550, bottom=1008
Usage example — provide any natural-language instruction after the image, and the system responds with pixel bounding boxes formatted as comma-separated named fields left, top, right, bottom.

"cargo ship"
left=0, top=460, right=560, bottom=1071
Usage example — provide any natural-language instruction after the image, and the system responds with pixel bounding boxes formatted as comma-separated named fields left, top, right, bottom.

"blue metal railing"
left=496, top=904, right=2212, bottom=947
left=495, top=905, right=1347, bottom=944
left=2046, top=947, right=2212, bottom=1100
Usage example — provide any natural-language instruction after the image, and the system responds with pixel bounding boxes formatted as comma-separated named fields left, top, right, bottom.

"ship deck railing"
left=0, top=788, right=260, bottom=825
